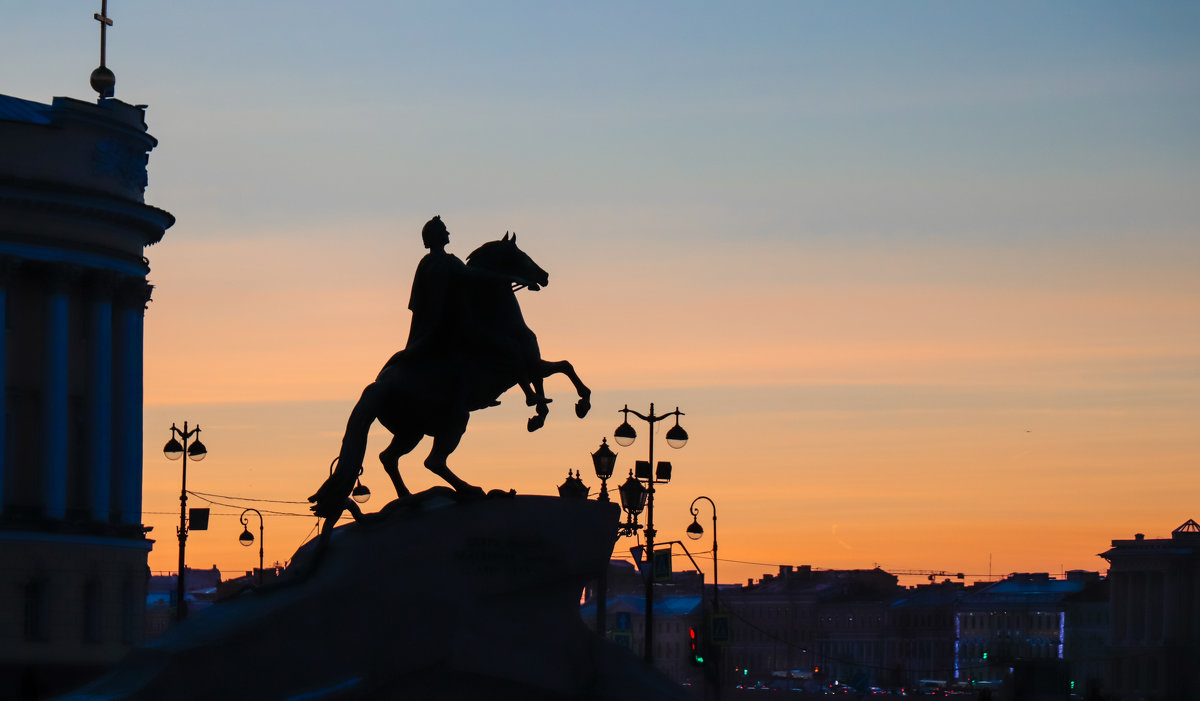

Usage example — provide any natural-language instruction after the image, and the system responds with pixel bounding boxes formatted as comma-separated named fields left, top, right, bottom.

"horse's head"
left=466, top=232, right=549, bottom=290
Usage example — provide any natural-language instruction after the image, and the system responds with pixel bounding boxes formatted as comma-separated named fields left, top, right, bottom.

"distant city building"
left=581, top=559, right=707, bottom=687
left=145, top=567, right=223, bottom=639
left=889, top=579, right=967, bottom=687
left=956, top=570, right=1106, bottom=698
left=1061, top=570, right=1109, bottom=698
left=721, top=565, right=899, bottom=690
left=574, top=524, right=1200, bottom=699
left=0, top=88, right=173, bottom=696
left=582, top=562, right=1118, bottom=696
left=1100, top=519, right=1200, bottom=701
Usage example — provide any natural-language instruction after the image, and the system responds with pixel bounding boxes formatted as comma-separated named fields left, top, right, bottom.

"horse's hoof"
left=456, top=485, right=487, bottom=500
left=575, top=398, right=591, bottom=418
left=527, top=415, right=546, bottom=432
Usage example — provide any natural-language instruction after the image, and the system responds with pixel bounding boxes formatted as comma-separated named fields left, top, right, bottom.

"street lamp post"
left=586, top=437, right=624, bottom=636
left=239, top=507, right=265, bottom=585
left=163, top=421, right=207, bottom=621
left=686, top=496, right=719, bottom=613
left=687, top=495, right=720, bottom=700
left=591, top=437, right=616, bottom=503
left=613, top=403, right=687, bottom=664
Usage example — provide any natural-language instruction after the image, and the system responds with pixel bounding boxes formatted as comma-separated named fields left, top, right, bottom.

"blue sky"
left=4, top=2, right=1199, bottom=582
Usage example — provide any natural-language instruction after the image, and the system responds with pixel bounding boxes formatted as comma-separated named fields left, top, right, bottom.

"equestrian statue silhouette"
left=308, top=217, right=590, bottom=544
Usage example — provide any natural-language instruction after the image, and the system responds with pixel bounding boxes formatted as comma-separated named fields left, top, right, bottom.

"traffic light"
left=688, top=627, right=704, bottom=666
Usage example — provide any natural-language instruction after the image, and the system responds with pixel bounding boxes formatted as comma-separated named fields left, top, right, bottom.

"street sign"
left=188, top=507, right=210, bottom=531
left=652, top=546, right=673, bottom=582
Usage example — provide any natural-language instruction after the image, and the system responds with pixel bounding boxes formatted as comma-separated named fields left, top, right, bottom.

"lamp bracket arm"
left=658, top=539, right=703, bottom=573
left=689, top=495, right=715, bottom=516
left=625, top=408, right=654, bottom=423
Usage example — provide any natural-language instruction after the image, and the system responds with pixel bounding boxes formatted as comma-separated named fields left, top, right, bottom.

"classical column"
left=43, top=265, right=73, bottom=519
left=88, top=272, right=116, bottom=522
left=0, top=258, right=12, bottom=515
left=115, top=278, right=150, bottom=526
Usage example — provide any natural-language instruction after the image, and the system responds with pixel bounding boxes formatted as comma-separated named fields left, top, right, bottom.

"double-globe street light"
left=163, top=422, right=207, bottom=621
left=238, top=507, right=265, bottom=585
left=612, top=404, right=687, bottom=664
left=571, top=430, right=681, bottom=655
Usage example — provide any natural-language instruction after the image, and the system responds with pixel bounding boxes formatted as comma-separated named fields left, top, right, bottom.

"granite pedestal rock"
left=60, top=492, right=689, bottom=700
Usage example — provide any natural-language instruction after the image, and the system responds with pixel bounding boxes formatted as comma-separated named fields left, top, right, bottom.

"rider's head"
left=422, top=216, right=450, bottom=249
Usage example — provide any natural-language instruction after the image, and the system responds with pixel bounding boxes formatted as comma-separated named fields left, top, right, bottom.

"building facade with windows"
left=1100, top=519, right=1200, bottom=701
left=0, top=90, right=173, bottom=695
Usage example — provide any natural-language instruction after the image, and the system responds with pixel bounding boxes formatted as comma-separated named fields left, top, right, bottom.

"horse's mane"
left=465, top=236, right=510, bottom=267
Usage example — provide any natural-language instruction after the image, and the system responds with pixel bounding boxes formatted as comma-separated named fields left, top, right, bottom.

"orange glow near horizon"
left=134, top=220, right=1200, bottom=589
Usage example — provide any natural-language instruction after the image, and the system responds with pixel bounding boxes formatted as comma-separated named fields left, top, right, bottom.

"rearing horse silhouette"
left=308, top=233, right=590, bottom=533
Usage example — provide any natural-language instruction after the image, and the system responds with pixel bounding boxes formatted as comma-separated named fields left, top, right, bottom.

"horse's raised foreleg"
left=535, top=358, right=591, bottom=418
left=526, top=391, right=551, bottom=432
left=424, top=413, right=486, bottom=497
left=379, top=430, right=422, bottom=498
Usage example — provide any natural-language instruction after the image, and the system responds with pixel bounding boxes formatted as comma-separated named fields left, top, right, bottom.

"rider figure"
left=405, top=215, right=463, bottom=357
left=404, top=215, right=528, bottom=411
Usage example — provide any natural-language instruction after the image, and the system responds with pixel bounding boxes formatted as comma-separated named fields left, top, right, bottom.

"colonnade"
left=0, top=255, right=150, bottom=529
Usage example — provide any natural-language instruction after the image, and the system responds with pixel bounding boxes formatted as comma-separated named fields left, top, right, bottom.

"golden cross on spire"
left=95, top=0, right=113, bottom=67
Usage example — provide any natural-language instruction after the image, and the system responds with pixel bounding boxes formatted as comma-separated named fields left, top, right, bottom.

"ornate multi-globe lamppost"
left=238, top=508, right=265, bottom=585
left=590, top=435, right=650, bottom=530
left=612, top=404, right=687, bottom=664
left=583, top=437, right=649, bottom=636
left=163, top=422, right=207, bottom=621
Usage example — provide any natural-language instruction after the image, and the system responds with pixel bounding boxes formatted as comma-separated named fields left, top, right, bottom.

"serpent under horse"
left=308, top=233, right=590, bottom=538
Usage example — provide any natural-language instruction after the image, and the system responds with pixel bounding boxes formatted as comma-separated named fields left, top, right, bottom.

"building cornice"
left=0, top=178, right=173, bottom=244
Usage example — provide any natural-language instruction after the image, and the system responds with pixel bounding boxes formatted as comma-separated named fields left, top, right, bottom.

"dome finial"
left=92, top=0, right=115, bottom=98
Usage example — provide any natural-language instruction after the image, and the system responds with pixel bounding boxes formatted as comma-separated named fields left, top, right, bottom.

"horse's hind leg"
left=424, top=414, right=485, bottom=497
left=379, top=430, right=421, bottom=498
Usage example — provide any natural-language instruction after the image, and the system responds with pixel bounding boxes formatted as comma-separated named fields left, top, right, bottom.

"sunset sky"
left=4, top=2, right=1198, bottom=587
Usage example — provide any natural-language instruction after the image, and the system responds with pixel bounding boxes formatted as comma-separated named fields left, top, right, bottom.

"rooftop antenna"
left=90, top=0, right=116, bottom=98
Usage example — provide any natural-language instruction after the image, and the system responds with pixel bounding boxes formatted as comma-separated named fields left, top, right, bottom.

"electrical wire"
left=187, top=490, right=310, bottom=505
left=185, top=492, right=313, bottom=518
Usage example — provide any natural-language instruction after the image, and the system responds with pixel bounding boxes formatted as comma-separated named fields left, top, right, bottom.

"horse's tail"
left=308, top=472, right=354, bottom=520
left=311, top=381, right=385, bottom=522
